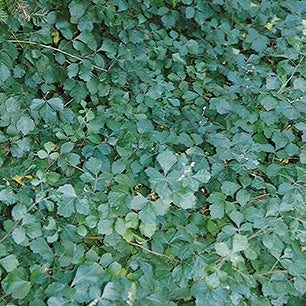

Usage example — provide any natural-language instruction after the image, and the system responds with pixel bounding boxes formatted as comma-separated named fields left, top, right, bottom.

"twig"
left=71, top=212, right=78, bottom=225
left=83, top=236, right=104, bottom=240
left=0, top=218, right=23, bottom=243
left=232, top=193, right=270, bottom=204
left=278, top=55, right=305, bottom=93
left=254, top=270, right=289, bottom=277
left=67, top=163, right=84, bottom=172
left=248, top=224, right=270, bottom=240
left=6, top=39, right=108, bottom=72
left=0, top=292, right=12, bottom=301
left=128, top=241, right=181, bottom=263
left=44, top=155, right=60, bottom=172
left=0, top=202, right=38, bottom=243
left=9, top=30, right=24, bottom=49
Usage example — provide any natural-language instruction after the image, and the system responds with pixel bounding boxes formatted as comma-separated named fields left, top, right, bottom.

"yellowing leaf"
left=119, top=268, right=126, bottom=276
left=264, top=22, right=273, bottom=30
left=250, top=2, right=261, bottom=8
left=265, top=17, right=280, bottom=30
left=301, top=246, right=306, bottom=253
left=52, top=29, right=60, bottom=45
left=12, top=175, right=25, bottom=186
left=242, top=33, right=247, bottom=38
left=24, top=175, right=33, bottom=180
left=150, top=191, right=158, bottom=200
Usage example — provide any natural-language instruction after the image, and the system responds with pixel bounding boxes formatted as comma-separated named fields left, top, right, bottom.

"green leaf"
left=205, top=272, right=220, bottom=289
left=76, top=31, right=98, bottom=51
left=16, top=116, right=35, bottom=135
left=294, top=276, right=306, bottom=294
left=115, top=218, right=127, bottom=236
left=29, top=237, right=54, bottom=263
left=0, top=254, right=19, bottom=272
left=236, top=189, right=250, bottom=206
left=139, top=221, right=156, bottom=238
left=129, top=30, right=146, bottom=44
left=2, top=274, right=31, bottom=299
left=75, top=198, right=89, bottom=215
left=208, top=192, right=226, bottom=219
left=44, top=142, right=56, bottom=154
left=186, top=7, right=195, bottom=19
left=83, top=157, right=102, bottom=176
left=0, top=63, right=10, bottom=81
left=125, top=212, right=139, bottom=228
left=172, top=191, right=196, bottom=209
left=293, top=78, right=306, bottom=91
left=137, top=119, right=154, bottom=134
left=69, top=0, right=86, bottom=21
left=300, top=150, right=306, bottom=164
left=232, top=234, right=248, bottom=253
left=182, top=91, right=198, bottom=101
left=221, top=181, right=240, bottom=196
left=60, top=142, right=75, bottom=154
left=37, top=150, right=48, bottom=159
left=130, top=195, right=148, bottom=210
left=71, top=263, right=100, bottom=286
left=58, top=184, right=77, bottom=197
left=156, top=150, right=177, bottom=174
left=67, top=63, right=79, bottom=78
left=260, top=96, right=278, bottom=111
left=215, top=242, right=231, bottom=256
left=229, top=210, right=244, bottom=228
left=12, top=227, right=26, bottom=244
left=97, top=219, right=113, bottom=235
left=0, top=189, right=17, bottom=205
left=211, top=98, right=231, bottom=114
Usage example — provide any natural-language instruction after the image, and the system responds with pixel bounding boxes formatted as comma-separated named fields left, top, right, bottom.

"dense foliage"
left=0, top=0, right=305, bottom=304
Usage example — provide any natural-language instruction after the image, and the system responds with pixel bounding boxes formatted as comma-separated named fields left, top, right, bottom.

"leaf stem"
left=6, top=39, right=108, bottom=72
left=247, top=224, right=270, bottom=240
left=254, top=270, right=289, bottom=277
left=278, top=54, right=305, bottom=93
left=232, top=193, right=270, bottom=204
left=128, top=241, right=181, bottom=263
left=0, top=202, right=38, bottom=243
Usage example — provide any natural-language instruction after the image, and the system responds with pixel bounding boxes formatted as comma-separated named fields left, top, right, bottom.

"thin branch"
left=232, top=193, right=270, bottom=204
left=254, top=270, right=289, bottom=277
left=0, top=218, right=22, bottom=243
left=67, top=163, right=84, bottom=172
left=83, top=236, right=104, bottom=240
left=0, top=202, right=38, bottom=243
left=6, top=39, right=108, bottom=72
left=248, top=224, right=270, bottom=240
left=44, top=155, right=60, bottom=172
left=278, top=54, right=305, bottom=93
left=71, top=212, right=78, bottom=225
left=0, top=292, right=12, bottom=301
left=128, top=241, right=181, bottom=263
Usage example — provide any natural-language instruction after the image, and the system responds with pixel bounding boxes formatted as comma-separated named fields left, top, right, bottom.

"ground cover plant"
left=0, top=0, right=305, bottom=304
